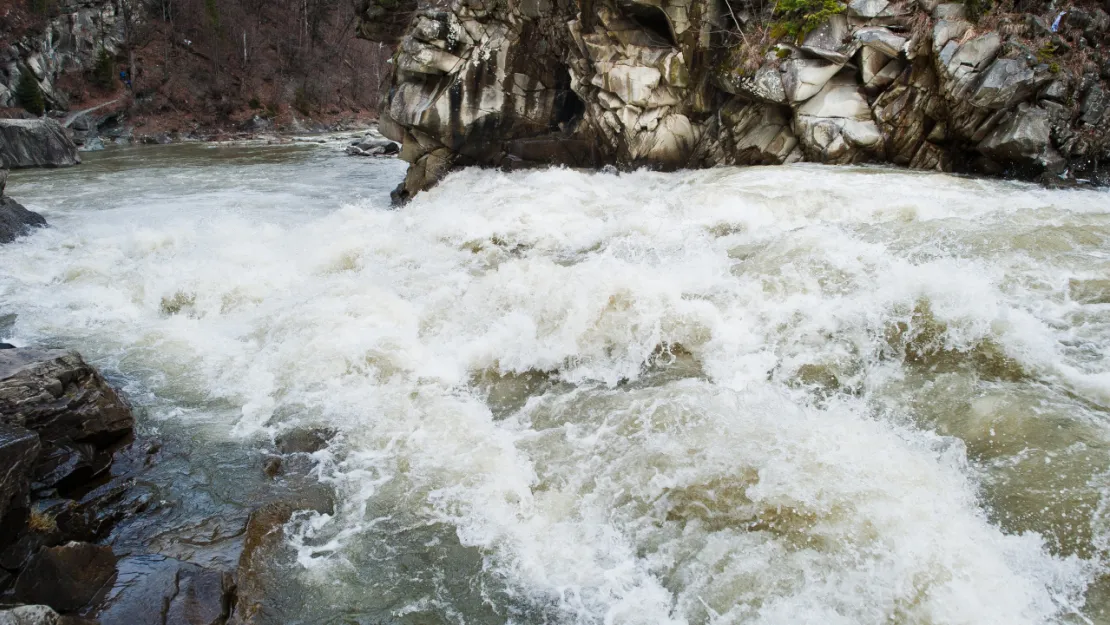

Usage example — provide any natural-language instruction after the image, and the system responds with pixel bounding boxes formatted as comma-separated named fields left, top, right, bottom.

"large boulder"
left=0, top=349, right=133, bottom=450
left=0, top=120, right=80, bottom=169
left=11, top=542, right=118, bottom=612
left=0, top=197, right=48, bottom=245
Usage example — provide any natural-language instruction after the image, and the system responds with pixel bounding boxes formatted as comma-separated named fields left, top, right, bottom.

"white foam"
left=2, top=162, right=1109, bottom=623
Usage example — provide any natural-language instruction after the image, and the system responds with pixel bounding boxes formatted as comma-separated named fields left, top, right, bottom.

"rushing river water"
left=3, top=141, right=1110, bottom=624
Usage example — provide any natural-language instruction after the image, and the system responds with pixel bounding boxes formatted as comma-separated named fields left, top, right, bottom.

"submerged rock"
left=0, top=120, right=80, bottom=169
left=229, top=494, right=333, bottom=625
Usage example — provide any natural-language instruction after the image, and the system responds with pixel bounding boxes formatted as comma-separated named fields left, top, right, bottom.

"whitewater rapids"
left=2, top=143, right=1110, bottom=624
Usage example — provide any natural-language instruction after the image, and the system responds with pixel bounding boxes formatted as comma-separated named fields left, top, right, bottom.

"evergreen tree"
left=93, top=48, right=116, bottom=89
left=15, top=68, right=45, bottom=116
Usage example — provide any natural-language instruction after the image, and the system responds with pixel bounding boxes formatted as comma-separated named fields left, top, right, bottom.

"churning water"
left=3, top=141, right=1110, bottom=624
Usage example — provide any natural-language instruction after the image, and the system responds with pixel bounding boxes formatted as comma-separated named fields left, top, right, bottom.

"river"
left=2, top=141, right=1110, bottom=624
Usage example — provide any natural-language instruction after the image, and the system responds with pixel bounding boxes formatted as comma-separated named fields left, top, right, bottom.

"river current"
left=2, top=141, right=1110, bottom=624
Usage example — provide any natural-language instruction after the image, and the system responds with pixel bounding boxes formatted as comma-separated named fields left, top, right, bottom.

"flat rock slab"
left=95, top=554, right=234, bottom=625
left=0, top=197, right=47, bottom=245
left=0, top=119, right=80, bottom=169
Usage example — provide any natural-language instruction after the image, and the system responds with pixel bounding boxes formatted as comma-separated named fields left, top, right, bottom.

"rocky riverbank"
left=0, top=343, right=339, bottom=625
left=357, top=0, right=1110, bottom=202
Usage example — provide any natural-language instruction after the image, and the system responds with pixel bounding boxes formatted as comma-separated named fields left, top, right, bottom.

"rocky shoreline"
left=0, top=342, right=339, bottom=625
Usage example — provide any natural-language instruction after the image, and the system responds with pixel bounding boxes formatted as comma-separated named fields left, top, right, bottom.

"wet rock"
left=0, top=120, right=80, bottom=169
left=275, top=428, right=334, bottom=455
left=0, top=197, right=48, bottom=245
left=345, top=138, right=400, bottom=156
left=0, top=424, right=40, bottom=527
left=12, top=542, right=118, bottom=612
left=228, top=494, right=332, bottom=625
left=0, top=605, right=96, bottom=625
left=94, top=554, right=234, bottom=625
left=0, top=349, right=134, bottom=457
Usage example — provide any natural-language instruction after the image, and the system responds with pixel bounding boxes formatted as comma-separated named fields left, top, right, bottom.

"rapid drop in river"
left=3, top=141, right=1110, bottom=624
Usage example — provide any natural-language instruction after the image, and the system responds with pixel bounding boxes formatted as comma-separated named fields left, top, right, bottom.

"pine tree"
left=93, top=48, right=116, bottom=89
left=15, top=68, right=45, bottom=116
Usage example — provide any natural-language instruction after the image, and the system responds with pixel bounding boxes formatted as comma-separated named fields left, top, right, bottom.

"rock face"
left=359, top=0, right=1110, bottom=200
left=0, top=349, right=139, bottom=618
left=0, top=120, right=80, bottom=169
left=0, top=0, right=124, bottom=112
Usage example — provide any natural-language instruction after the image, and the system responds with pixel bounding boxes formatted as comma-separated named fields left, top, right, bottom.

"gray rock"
left=1081, top=84, right=1108, bottom=126
left=971, top=58, right=1037, bottom=109
left=12, top=542, right=118, bottom=612
left=854, top=26, right=907, bottom=57
left=0, top=605, right=96, bottom=625
left=0, top=197, right=48, bottom=244
left=78, top=137, right=104, bottom=152
left=0, top=120, right=80, bottom=169
left=0, top=349, right=133, bottom=491
left=275, top=427, right=335, bottom=454
left=0, top=423, right=40, bottom=527
left=978, top=105, right=1063, bottom=173
left=95, top=554, right=234, bottom=625
left=0, top=349, right=134, bottom=446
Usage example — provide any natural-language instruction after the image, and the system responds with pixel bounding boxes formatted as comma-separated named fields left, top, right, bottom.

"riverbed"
left=2, top=141, right=1110, bottom=624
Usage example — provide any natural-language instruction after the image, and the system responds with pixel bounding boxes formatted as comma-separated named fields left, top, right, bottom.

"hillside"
left=0, top=0, right=394, bottom=140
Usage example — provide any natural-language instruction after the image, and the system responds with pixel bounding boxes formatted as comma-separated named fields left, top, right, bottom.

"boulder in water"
left=0, top=197, right=48, bottom=244
left=0, top=120, right=80, bottom=169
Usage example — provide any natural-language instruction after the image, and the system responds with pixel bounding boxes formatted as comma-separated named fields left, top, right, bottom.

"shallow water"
left=3, top=143, right=1110, bottom=624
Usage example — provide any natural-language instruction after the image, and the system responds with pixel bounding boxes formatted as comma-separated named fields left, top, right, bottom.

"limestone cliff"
left=357, top=0, right=1110, bottom=202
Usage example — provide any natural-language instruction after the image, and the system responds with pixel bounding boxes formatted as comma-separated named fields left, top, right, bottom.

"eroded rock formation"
left=357, top=0, right=1110, bottom=201
left=0, top=119, right=80, bottom=169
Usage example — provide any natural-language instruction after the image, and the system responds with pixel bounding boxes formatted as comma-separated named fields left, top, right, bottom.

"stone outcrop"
left=0, top=0, right=124, bottom=112
left=358, top=0, right=1110, bottom=201
left=0, top=349, right=139, bottom=619
left=0, top=120, right=80, bottom=169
